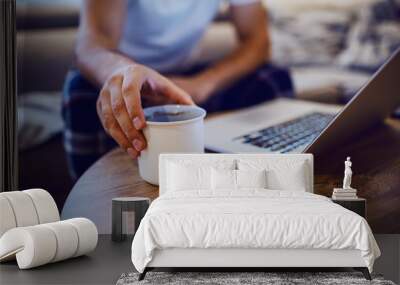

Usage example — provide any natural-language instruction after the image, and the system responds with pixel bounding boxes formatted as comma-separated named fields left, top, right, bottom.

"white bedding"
left=131, top=190, right=380, bottom=273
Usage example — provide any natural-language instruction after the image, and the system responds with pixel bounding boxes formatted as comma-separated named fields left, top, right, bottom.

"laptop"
left=205, top=49, right=400, bottom=155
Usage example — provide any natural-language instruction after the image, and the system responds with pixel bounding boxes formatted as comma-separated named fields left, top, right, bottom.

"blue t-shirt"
left=118, top=0, right=257, bottom=72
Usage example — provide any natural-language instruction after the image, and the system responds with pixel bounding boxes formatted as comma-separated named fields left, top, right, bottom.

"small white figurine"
left=343, top=157, right=353, bottom=189
left=332, top=157, right=357, bottom=199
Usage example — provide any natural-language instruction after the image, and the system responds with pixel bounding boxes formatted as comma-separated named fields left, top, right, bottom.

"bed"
left=131, top=154, right=380, bottom=281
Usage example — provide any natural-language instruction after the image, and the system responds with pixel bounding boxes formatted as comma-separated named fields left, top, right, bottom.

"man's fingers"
left=122, top=69, right=147, bottom=130
left=109, top=78, right=147, bottom=151
left=127, top=147, right=139, bottom=159
left=98, top=64, right=198, bottom=158
left=152, top=75, right=194, bottom=105
left=98, top=89, right=132, bottom=150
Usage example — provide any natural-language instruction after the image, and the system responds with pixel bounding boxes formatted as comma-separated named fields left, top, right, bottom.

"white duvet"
left=131, top=190, right=380, bottom=273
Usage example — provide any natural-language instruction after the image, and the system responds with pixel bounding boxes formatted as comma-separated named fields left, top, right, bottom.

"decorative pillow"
left=166, top=159, right=236, bottom=192
left=211, top=168, right=237, bottom=190
left=211, top=169, right=268, bottom=190
left=167, top=162, right=211, bottom=191
left=237, top=159, right=309, bottom=191
left=236, top=169, right=267, bottom=189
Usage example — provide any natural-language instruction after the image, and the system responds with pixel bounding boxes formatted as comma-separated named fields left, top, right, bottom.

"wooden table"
left=62, top=118, right=400, bottom=234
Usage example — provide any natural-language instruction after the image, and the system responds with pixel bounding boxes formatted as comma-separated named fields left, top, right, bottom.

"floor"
left=0, top=235, right=399, bottom=285
left=374, top=234, right=400, bottom=284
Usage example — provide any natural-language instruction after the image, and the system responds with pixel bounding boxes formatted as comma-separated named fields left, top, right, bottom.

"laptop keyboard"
left=235, top=112, right=335, bottom=153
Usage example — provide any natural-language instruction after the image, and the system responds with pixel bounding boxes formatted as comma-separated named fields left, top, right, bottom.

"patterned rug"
left=117, top=271, right=396, bottom=285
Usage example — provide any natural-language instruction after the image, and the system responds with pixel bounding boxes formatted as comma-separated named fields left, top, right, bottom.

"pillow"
left=237, top=159, right=309, bottom=191
left=166, top=159, right=236, bottom=192
left=211, top=169, right=268, bottom=190
left=211, top=169, right=236, bottom=190
left=167, top=162, right=211, bottom=191
left=236, top=169, right=267, bottom=189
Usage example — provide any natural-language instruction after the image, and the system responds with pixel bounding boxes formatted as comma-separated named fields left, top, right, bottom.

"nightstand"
left=332, top=198, right=366, bottom=218
left=112, top=197, right=151, bottom=242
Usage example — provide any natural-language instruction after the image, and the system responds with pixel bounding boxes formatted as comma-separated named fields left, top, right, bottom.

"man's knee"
left=255, top=63, right=294, bottom=98
left=63, top=70, right=98, bottom=98
left=62, top=70, right=102, bottom=133
left=201, top=63, right=294, bottom=112
left=62, top=70, right=115, bottom=179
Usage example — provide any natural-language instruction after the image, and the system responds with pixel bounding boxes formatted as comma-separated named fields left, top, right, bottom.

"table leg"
left=134, top=201, right=150, bottom=232
left=112, top=201, right=123, bottom=242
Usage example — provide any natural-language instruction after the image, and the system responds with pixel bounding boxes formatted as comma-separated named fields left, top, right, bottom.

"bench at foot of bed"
left=137, top=267, right=372, bottom=281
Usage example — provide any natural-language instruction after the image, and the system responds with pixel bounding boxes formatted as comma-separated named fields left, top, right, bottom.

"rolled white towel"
left=23, top=189, right=59, bottom=224
left=0, top=225, right=57, bottom=268
left=64, top=218, right=98, bottom=257
left=0, top=196, right=17, bottom=237
left=0, top=191, right=39, bottom=227
left=42, top=221, right=79, bottom=262
left=0, top=189, right=59, bottom=237
left=0, top=218, right=98, bottom=269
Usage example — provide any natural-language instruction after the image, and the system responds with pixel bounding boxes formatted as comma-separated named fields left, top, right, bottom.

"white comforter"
left=131, top=190, right=380, bottom=273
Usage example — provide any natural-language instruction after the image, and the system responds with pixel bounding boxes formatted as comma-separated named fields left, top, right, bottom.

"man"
left=63, top=0, right=293, bottom=179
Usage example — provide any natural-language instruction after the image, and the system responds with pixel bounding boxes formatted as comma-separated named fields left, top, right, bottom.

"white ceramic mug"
left=138, top=105, right=206, bottom=185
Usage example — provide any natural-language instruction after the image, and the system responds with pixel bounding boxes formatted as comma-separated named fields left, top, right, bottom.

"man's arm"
left=76, top=0, right=130, bottom=85
left=202, top=2, right=270, bottom=91
left=76, top=0, right=193, bottom=158
left=171, top=2, right=270, bottom=103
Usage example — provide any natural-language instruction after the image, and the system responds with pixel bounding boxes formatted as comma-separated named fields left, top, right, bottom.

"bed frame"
left=139, top=248, right=370, bottom=280
left=138, top=154, right=372, bottom=281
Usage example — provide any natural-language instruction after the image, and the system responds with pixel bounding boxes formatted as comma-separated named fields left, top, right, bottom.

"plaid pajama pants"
left=62, top=63, right=294, bottom=180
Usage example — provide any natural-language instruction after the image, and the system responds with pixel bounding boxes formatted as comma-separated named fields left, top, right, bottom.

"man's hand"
left=97, top=64, right=194, bottom=158
left=169, top=75, right=216, bottom=104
